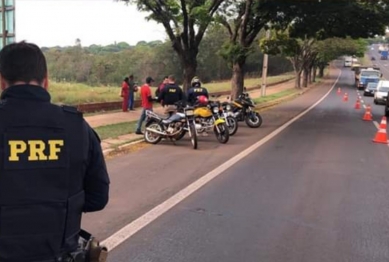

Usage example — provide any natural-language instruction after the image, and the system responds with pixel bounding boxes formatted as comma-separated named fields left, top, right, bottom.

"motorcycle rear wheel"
left=214, top=123, right=229, bottom=144
left=144, top=122, right=163, bottom=144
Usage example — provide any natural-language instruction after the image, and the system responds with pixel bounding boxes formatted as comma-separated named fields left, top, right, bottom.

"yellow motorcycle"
left=194, top=100, right=229, bottom=144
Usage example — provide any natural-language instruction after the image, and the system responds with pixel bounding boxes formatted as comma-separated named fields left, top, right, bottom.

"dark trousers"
left=128, top=92, right=134, bottom=110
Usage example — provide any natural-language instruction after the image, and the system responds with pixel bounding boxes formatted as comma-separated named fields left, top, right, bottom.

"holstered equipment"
left=69, top=230, right=108, bottom=262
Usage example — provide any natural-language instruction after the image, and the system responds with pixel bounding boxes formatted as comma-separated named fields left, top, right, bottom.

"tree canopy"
left=120, top=0, right=225, bottom=90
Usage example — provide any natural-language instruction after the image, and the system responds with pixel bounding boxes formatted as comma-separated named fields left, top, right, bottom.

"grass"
left=361, top=54, right=371, bottom=66
left=254, top=89, right=298, bottom=104
left=204, top=72, right=294, bottom=93
left=42, top=73, right=294, bottom=106
left=94, top=121, right=138, bottom=140
left=48, top=81, right=122, bottom=105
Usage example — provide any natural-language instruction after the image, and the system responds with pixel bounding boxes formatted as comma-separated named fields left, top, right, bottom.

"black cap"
left=146, top=76, right=154, bottom=84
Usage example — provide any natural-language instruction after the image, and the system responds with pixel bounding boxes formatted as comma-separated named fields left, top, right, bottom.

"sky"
left=15, top=0, right=167, bottom=47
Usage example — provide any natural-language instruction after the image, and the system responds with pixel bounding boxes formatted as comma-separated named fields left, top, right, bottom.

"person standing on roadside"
left=121, top=76, right=130, bottom=112
left=158, top=75, right=185, bottom=114
left=187, top=76, right=209, bottom=105
left=0, top=41, right=110, bottom=261
left=135, top=76, right=155, bottom=135
left=155, top=75, right=168, bottom=98
left=128, top=74, right=136, bottom=111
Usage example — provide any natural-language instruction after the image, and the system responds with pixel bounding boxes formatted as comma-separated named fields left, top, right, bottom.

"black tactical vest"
left=0, top=98, right=88, bottom=261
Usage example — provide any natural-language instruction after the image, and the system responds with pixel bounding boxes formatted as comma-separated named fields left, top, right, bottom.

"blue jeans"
left=136, top=108, right=153, bottom=132
left=128, top=92, right=134, bottom=110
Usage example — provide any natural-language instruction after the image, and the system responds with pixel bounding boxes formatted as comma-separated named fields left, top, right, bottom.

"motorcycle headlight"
left=213, top=107, right=219, bottom=113
left=226, top=104, right=231, bottom=111
left=185, top=109, right=194, bottom=116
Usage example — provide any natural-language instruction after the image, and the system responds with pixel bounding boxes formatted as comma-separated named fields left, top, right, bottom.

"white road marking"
left=374, top=121, right=379, bottom=129
left=101, top=69, right=343, bottom=251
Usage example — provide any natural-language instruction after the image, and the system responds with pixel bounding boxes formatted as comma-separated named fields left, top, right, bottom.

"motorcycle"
left=193, top=99, right=230, bottom=144
left=229, top=88, right=263, bottom=128
left=144, top=104, right=198, bottom=149
left=208, top=95, right=238, bottom=136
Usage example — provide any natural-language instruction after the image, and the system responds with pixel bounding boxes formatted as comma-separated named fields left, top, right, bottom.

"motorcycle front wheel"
left=189, top=123, right=198, bottom=149
left=214, top=122, right=229, bottom=144
left=226, top=116, right=238, bottom=136
left=144, top=122, right=163, bottom=144
left=245, top=112, right=263, bottom=128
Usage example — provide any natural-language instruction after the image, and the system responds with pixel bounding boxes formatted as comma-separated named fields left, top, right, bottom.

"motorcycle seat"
left=162, top=113, right=185, bottom=124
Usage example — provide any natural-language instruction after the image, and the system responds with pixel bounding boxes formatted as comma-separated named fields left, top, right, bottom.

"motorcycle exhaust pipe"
left=145, top=127, right=166, bottom=136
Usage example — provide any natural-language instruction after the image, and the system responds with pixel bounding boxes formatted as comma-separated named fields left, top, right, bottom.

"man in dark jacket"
left=158, top=75, right=185, bottom=113
left=0, top=41, right=110, bottom=261
left=187, top=76, right=209, bottom=105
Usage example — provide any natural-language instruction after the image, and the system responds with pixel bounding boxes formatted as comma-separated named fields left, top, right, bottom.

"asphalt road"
left=80, top=60, right=389, bottom=261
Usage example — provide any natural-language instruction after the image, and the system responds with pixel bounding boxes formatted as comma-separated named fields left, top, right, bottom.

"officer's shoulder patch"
left=61, top=105, right=83, bottom=116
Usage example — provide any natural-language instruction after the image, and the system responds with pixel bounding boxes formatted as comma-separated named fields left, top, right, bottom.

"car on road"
left=363, top=82, right=378, bottom=96
left=374, top=80, right=389, bottom=105
left=371, top=56, right=376, bottom=60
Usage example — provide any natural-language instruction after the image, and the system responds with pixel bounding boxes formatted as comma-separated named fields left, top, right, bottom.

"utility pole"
left=1, top=0, right=6, bottom=48
left=261, top=29, right=271, bottom=97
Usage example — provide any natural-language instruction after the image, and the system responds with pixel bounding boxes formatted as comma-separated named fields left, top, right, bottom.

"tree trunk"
left=231, top=60, right=245, bottom=100
left=294, top=70, right=302, bottom=89
left=178, top=49, right=198, bottom=92
left=319, top=65, right=325, bottom=78
left=312, top=66, right=317, bottom=82
left=308, top=67, right=313, bottom=84
left=302, top=68, right=309, bottom=88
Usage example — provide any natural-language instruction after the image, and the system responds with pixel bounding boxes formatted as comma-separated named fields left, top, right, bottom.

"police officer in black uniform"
left=187, top=76, right=209, bottom=105
left=0, top=41, right=110, bottom=261
left=158, top=75, right=185, bottom=113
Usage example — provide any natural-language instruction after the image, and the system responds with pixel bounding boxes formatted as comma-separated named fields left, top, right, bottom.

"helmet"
left=191, top=76, right=201, bottom=87
left=198, top=95, right=208, bottom=105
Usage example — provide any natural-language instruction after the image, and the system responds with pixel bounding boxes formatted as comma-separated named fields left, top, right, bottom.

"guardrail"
left=76, top=78, right=294, bottom=113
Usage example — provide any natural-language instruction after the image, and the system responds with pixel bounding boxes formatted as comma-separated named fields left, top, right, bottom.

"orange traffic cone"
left=337, top=87, right=341, bottom=95
left=363, top=105, right=373, bottom=121
left=373, top=127, right=388, bottom=144
left=379, top=116, right=387, bottom=129
left=355, top=99, right=361, bottom=109
left=343, top=93, right=348, bottom=102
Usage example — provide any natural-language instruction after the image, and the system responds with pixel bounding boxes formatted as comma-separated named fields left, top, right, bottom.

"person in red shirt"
left=121, top=77, right=130, bottom=112
left=135, top=76, right=155, bottom=135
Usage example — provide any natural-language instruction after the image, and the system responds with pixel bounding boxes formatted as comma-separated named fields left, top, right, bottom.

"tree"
left=261, top=32, right=317, bottom=89
left=261, top=0, right=389, bottom=88
left=120, top=0, right=225, bottom=91
left=216, top=0, right=303, bottom=98
left=75, top=38, right=81, bottom=47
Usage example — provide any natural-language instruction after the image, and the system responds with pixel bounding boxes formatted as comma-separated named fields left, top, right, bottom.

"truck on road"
left=381, top=50, right=388, bottom=60
left=344, top=56, right=352, bottom=67
left=351, top=66, right=382, bottom=89
left=356, top=67, right=381, bottom=90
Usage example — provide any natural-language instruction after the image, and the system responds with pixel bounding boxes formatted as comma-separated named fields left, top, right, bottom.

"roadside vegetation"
left=94, top=121, right=138, bottom=140
left=48, top=73, right=294, bottom=105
